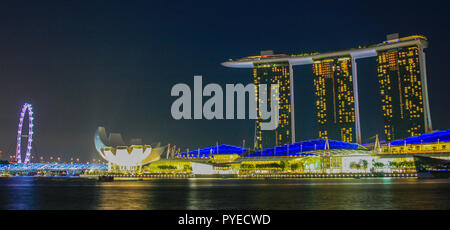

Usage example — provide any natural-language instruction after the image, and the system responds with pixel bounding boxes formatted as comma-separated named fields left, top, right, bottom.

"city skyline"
left=0, top=1, right=449, bottom=161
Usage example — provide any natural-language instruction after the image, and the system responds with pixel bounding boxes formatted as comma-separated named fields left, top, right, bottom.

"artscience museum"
left=94, top=127, right=165, bottom=171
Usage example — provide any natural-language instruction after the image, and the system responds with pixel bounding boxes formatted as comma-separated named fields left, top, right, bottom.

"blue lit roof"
left=245, top=139, right=358, bottom=157
left=389, top=129, right=450, bottom=146
left=175, top=144, right=247, bottom=158
left=175, top=139, right=358, bottom=158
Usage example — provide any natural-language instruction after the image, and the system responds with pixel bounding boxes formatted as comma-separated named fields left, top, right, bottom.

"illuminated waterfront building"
left=170, top=130, right=450, bottom=177
left=312, top=57, right=356, bottom=142
left=9, top=128, right=449, bottom=177
left=5, top=130, right=450, bottom=177
left=378, top=128, right=450, bottom=155
left=94, top=127, right=165, bottom=171
left=253, top=56, right=295, bottom=150
left=376, top=34, right=431, bottom=141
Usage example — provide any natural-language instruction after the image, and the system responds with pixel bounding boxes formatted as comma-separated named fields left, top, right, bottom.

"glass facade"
left=312, top=57, right=356, bottom=143
left=377, top=46, right=426, bottom=141
left=253, top=62, right=294, bottom=150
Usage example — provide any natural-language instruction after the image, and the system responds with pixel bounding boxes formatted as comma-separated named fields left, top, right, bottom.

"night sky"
left=0, top=0, right=449, bottom=161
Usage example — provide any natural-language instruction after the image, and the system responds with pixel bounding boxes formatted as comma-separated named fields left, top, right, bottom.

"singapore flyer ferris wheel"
left=15, top=103, right=34, bottom=164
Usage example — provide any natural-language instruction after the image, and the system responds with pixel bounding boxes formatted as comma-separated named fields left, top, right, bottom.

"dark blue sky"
left=0, top=0, right=448, bottom=161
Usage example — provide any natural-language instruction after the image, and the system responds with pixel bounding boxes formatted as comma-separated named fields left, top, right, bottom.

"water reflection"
left=96, top=180, right=193, bottom=209
left=97, top=182, right=152, bottom=209
left=0, top=177, right=449, bottom=210
left=0, top=177, right=38, bottom=209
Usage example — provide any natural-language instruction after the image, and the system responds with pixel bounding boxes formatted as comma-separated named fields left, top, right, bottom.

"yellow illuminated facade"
left=143, top=160, right=192, bottom=173
left=312, top=57, right=356, bottom=143
left=379, top=141, right=450, bottom=155
left=211, top=154, right=240, bottom=163
left=253, top=62, right=294, bottom=150
left=377, top=46, right=426, bottom=141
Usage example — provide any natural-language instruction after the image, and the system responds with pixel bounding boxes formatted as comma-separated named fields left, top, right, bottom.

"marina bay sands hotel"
left=221, top=34, right=432, bottom=149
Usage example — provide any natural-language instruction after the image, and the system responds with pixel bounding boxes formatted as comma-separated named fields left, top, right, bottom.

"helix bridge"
left=0, top=163, right=107, bottom=176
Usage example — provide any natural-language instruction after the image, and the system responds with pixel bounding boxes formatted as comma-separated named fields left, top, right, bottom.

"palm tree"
left=362, top=160, right=368, bottom=170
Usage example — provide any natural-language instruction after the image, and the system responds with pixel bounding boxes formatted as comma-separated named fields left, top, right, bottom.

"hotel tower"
left=312, top=57, right=356, bottom=143
left=376, top=34, right=432, bottom=141
left=253, top=55, right=295, bottom=150
left=222, top=34, right=431, bottom=145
